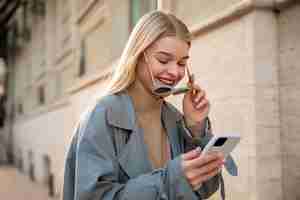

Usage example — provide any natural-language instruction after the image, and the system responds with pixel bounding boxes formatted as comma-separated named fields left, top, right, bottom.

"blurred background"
left=0, top=0, right=299, bottom=199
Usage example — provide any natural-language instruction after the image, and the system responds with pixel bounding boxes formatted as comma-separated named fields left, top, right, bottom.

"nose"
left=167, top=64, right=184, bottom=79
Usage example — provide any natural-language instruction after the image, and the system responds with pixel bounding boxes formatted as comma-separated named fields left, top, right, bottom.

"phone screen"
left=213, top=137, right=227, bottom=147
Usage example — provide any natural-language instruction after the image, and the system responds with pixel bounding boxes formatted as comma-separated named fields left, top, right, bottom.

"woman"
left=63, top=10, right=237, bottom=200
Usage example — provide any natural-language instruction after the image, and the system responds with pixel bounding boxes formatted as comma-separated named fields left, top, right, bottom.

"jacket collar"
left=105, top=92, right=136, bottom=130
left=106, top=92, right=182, bottom=131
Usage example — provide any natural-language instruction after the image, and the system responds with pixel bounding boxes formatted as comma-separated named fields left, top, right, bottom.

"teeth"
left=159, top=78, right=175, bottom=85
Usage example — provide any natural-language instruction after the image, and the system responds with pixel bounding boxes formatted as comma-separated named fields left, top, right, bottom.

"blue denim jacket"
left=62, top=92, right=237, bottom=200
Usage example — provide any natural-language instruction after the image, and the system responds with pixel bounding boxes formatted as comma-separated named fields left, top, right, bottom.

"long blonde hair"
left=105, top=10, right=192, bottom=95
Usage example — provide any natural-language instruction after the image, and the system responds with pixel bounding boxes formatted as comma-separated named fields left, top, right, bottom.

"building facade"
left=1, top=0, right=300, bottom=199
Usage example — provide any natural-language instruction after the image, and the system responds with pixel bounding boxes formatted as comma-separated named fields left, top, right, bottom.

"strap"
left=220, top=174, right=225, bottom=200
left=224, top=154, right=238, bottom=176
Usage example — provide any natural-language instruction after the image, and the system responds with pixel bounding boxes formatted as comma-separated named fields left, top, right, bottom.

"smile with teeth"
left=157, top=78, right=176, bottom=86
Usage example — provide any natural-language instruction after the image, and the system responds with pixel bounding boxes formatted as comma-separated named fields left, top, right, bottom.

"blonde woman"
left=63, top=10, right=237, bottom=200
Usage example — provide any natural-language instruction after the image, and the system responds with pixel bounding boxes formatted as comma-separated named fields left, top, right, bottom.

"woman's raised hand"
left=183, top=83, right=210, bottom=135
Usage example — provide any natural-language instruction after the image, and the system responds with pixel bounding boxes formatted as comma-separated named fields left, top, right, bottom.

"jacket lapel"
left=161, top=102, right=183, bottom=158
left=117, top=126, right=153, bottom=178
left=106, top=93, right=153, bottom=178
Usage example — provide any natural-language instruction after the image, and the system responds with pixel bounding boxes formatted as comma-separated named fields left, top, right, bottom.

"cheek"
left=136, top=64, right=153, bottom=87
left=178, top=68, right=186, bottom=81
left=150, top=63, right=164, bottom=75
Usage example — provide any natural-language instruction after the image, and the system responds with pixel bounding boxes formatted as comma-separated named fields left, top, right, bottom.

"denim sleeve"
left=178, top=117, right=222, bottom=199
left=178, top=117, right=238, bottom=199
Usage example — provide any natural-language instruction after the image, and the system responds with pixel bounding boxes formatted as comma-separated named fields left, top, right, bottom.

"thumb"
left=182, top=147, right=201, bottom=161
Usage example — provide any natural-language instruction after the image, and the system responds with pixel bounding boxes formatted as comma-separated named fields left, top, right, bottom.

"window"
left=130, top=0, right=157, bottom=29
left=22, top=0, right=31, bottom=41
left=0, top=96, right=6, bottom=127
left=18, top=102, right=23, bottom=114
left=78, top=39, right=86, bottom=77
left=31, top=0, right=46, bottom=17
left=18, top=149, right=24, bottom=172
left=38, top=85, right=45, bottom=105
left=28, top=150, right=35, bottom=181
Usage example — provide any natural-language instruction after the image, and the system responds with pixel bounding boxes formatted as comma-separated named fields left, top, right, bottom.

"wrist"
left=183, top=117, right=206, bottom=137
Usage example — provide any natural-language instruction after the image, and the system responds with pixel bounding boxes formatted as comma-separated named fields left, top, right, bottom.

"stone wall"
left=278, top=4, right=300, bottom=200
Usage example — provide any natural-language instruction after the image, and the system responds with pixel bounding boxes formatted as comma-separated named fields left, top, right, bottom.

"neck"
left=127, top=79, right=163, bottom=116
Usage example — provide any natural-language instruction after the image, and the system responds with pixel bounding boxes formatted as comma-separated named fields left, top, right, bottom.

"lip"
left=157, top=77, right=177, bottom=86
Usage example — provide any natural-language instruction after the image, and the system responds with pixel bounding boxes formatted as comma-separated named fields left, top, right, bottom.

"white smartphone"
left=200, top=135, right=240, bottom=158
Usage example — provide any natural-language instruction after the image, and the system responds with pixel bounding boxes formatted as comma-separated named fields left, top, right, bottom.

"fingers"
left=191, top=166, right=222, bottom=189
left=193, top=90, right=205, bottom=103
left=182, top=147, right=201, bottom=161
left=185, top=157, right=223, bottom=190
left=184, top=157, right=223, bottom=181
left=182, top=152, right=224, bottom=190
left=192, top=158, right=224, bottom=178
left=200, top=167, right=221, bottom=182
left=185, top=152, right=222, bottom=170
left=196, top=98, right=209, bottom=110
left=189, top=84, right=210, bottom=110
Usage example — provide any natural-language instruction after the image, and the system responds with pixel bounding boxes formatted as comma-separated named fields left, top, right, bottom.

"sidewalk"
left=0, top=166, right=59, bottom=200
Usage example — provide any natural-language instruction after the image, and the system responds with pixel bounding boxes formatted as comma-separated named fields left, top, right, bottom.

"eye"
left=157, top=59, right=169, bottom=65
left=178, top=62, right=187, bottom=67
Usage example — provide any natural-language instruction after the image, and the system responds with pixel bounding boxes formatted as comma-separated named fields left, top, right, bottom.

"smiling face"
left=136, top=36, right=190, bottom=97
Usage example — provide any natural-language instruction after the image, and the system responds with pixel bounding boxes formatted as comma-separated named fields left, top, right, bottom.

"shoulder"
left=75, top=94, right=123, bottom=138
left=73, top=94, right=124, bottom=155
left=66, top=94, right=125, bottom=162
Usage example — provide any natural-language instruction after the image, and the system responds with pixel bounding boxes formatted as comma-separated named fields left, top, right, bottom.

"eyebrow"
left=155, top=51, right=189, bottom=60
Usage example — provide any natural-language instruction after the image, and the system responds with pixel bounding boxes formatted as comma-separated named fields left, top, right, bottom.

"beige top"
left=142, top=124, right=171, bottom=169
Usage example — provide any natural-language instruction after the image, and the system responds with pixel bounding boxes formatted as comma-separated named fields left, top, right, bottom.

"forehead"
left=147, top=36, right=190, bottom=58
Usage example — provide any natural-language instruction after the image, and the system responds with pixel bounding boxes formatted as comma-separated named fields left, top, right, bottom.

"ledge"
left=79, top=5, right=109, bottom=38
left=67, top=66, right=113, bottom=95
left=190, top=0, right=254, bottom=37
left=76, top=0, right=105, bottom=25
left=253, top=0, right=297, bottom=10
left=190, top=0, right=297, bottom=37
left=55, top=45, right=73, bottom=66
